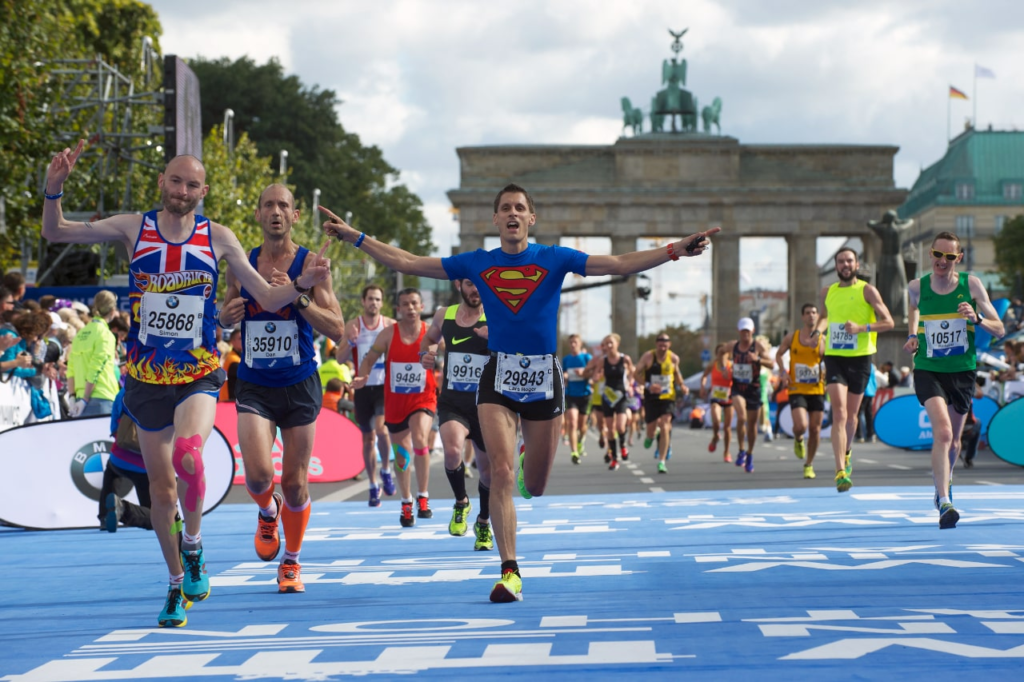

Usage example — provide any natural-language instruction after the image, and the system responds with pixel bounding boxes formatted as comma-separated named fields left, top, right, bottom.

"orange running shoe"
left=277, top=559, right=305, bottom=593
left=255, top=492, right=283, bottom=562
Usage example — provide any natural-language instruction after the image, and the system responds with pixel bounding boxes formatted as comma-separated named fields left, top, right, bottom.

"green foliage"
left=0, top=0, right=163, bottom=277
left=637, top=324, right=705, bottom=378
left=185, top=56, right=432, bottom=317
left=993, top=214, right=1024, bottom=289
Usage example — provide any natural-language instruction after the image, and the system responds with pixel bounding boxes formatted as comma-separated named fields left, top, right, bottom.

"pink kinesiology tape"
left=414, top=447, right=429, bottom=457
left=172, top=434, right=206, bottom=512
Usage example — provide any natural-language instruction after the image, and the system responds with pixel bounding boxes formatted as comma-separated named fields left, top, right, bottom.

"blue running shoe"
left=369, top=485, right=381, bottom=507
left=181, top=547, right=210, bottom=602
left=158, top=585, right=191, bottom=627
left=735, top=450, right=748, bottom=468
left=744, top=452, right=754, bottom=473
left=380, top=469, right=396, bottom=496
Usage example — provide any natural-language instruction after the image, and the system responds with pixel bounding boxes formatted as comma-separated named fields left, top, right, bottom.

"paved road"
left=223, top=423, right=1024, bottom=508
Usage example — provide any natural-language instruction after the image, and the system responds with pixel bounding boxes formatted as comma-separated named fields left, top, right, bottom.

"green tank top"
left=824, top=279, right=877, bottom=356
left=914, top=272, right=976, bottom=373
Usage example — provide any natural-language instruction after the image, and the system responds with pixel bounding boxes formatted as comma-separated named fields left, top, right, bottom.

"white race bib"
left=495, top=352, right=554, bottom=403
left=732, top=363, right=753, bottom=383
left=829, top=322, right=857, bottom=351
left=390, top=361, right=426, bottom=394
left=139, top=292, right=203, bottom=350
left=711, top=385, right=730, bottom=401
left=923, top=318, right=968, bottom=358
left=649, top=374, right=671, bottom=394
left=566, top=368, right=587, bottom=382
left=244, top=319, right=299, bottom=369
left=794, top=362, right=820, bottom=384
left=447, top=352, right=488, bottom=392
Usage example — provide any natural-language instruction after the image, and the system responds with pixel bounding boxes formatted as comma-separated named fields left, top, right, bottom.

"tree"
left=0, top=0, right=163, bottom=277
left=994, top=214, right=1024, bottom=296
left=185, top=56, right=432, bottom=317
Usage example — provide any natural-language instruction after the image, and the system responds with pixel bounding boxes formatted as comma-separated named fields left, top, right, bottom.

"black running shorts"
left=123, top=369, right=225, bottom=432
left=914, top=369, right=975, bottom=415
left=354, top=384, right=385, bottom=434
left=824, top=355, right=872, bottom=394
left=235, top=372, right=322, bottom=429
left=789, top=393, right=825, bottom=413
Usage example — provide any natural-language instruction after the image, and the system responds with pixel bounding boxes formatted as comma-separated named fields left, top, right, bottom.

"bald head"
left=258, top=183, right=295, bottom=208
left=159, top=155, right=208, bottom=216
left=256, top=183, right=300, bottom=238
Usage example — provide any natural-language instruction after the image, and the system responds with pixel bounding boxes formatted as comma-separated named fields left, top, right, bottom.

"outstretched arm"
left=320, top=206, right=447, bottom=279
left=585, top=227, right=720, bottom=276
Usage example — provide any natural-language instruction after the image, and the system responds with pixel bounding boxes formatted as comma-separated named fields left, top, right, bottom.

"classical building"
left=447, top=135, right=906, bottom=358
left=898, top=127, right=1024, bottom=291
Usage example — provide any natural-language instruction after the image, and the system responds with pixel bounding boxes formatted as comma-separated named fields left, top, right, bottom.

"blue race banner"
left=874, top=395, right=999, bottom=451
left=988, top=399, right=1024, bottom=467
left=975, top=298, right=1010, bottom=351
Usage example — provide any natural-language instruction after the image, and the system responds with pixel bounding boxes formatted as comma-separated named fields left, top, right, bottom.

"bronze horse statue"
left=701, top=97, right=722, bottom=134
left=621, top=97, right=643, bottom=136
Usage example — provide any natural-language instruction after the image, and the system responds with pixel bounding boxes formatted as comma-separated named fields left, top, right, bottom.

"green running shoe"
left=181, top=547, right=211, bottom=602
left=474, top=521, right=494, bottom=551
left=449, top=501, right=471, bottom=537
left=516, top=441, right=532, bottom=500
left=644, top=428, right=659, bottom=449
left=657, top=460, right=667, bottom=474
left=844, top=450, right=853, bottom=476
left=158, top=585, right=192, bottom=628
left=835, top=470, right=852, bottom=493
left=939, top=502, right=959, bottom=529
left=794, top=438, right=806, bottom=460
left=489, top=569, right=523, bottom=602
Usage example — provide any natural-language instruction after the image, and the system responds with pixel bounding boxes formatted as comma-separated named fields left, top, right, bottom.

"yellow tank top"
left=824, top=280, right=877, bottom=356
left=788, top=330, right=825, bottom=395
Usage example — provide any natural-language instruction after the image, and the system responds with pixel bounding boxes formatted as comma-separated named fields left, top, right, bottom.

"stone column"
left=712, top=233, right=740, bottom=348
left=457, top=232, right=485, bottom=254
left=610, top=235, right=638, bottom=359
left=786, top=233, right=819, bottom=333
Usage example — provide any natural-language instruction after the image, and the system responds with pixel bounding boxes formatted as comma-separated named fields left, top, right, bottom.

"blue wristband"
left=866, top=323, right=871, bottom=332
left=44, top=190, right=63, bottom=200
left=354, top=232, right=366, bottom=248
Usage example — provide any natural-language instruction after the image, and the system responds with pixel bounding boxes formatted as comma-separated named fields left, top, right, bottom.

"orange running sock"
left=246, top=483, right=277, bottom=516
left=281, top=497, right=311, bottom=556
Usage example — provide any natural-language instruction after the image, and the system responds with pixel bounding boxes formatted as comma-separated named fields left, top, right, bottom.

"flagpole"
left=947, top=88, right=951, bottom=142
left=973, top=65, right=977, bottom=128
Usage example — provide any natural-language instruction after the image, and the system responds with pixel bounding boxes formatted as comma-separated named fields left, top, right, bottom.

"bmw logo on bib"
left=464, top=354, right=472, bottom=363
left=520, top=357, right=531, bottom=369
left=265, top=322, right=277, bottom=334
left=166, top=296, right=179, bottom=309
left=405, top=364, right=412, bottom=371
left=940, top=320, right=949, bottom=330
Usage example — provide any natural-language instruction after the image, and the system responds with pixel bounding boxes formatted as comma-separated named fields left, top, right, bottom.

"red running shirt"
left=383, top=321, right=437, bottom=423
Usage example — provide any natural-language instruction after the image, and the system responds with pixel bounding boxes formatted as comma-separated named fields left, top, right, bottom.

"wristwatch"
left=293, top=279, right=311, bottom=294
left=295, top=294, right=311, bottom=310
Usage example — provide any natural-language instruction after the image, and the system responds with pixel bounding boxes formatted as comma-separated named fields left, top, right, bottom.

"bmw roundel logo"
left=265, top=322, right=277, bottom=333
left=166, top=296, right=179, bottom=309
left=70, top=440, right=114, bottom=501
left=463, top=354, right=472, bottom=363
left=940, top=321, right=949, bottom=330
left=405, top=364, right=413, bottom=371
left=519, top=357, right=531, bottom=369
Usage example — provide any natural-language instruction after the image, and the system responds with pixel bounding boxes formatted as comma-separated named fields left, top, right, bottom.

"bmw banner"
left=874, top=395, right=1000, bottom=450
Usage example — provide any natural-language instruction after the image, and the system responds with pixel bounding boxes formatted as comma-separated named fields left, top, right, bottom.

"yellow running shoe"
left=844, top=450, right=852, bottom=475
left=489, top=569, right=523, bottom=602
left=803, top=465, right=815, bottom=479
left=835, top=469, right=852, bottom=493
left=449, top=501, right=471, bottom=537
left=794, top=438, right=806, bottom=460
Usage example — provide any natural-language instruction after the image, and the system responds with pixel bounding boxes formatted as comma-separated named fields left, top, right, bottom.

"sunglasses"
left=931, top=249, right=960, bottom=262
left=656, top=338, right=670, bottom=343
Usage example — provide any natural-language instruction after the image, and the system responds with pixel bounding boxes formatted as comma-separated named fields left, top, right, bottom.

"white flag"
left=975, top=64, right=996, bottom=78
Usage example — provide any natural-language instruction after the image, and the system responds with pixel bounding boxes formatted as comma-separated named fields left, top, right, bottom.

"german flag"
left=949, top=85, right=968, bottom=100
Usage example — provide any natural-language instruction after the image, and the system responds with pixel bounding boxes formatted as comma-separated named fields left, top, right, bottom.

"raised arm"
left=585, top=227, right=720, bottom=277
left=320, top=206, right=447, bottom=279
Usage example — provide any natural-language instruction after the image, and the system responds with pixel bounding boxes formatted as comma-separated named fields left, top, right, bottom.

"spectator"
left=98, top=390, right=154, bottom=532
left=66, top=290, right=120, bottom=417
left=38, top=294, right=57, bottom=311
left=898, top=366, right=912, bottom=388
left=2, top=272, right=26, bottom=310
left=857, top=362, right=878, bottom=443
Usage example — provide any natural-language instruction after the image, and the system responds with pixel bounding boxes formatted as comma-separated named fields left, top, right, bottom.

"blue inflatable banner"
left=874, top=395, right=999, bottom=451
left=987, top=399, right=1024, bottom=467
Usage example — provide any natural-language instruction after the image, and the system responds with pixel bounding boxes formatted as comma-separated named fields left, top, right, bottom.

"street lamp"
left=279, top=149, right=288, bottom=177
left=223, top=109, right=234, bottom=152
left=312, top=188, right=321, bottom=225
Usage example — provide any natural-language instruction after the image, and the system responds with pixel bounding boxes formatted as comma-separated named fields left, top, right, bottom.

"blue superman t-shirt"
left=442, top=243, right=588, bottom=355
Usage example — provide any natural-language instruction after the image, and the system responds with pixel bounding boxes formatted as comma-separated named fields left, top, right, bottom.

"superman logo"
left=480, top=265, right=548, bottom=313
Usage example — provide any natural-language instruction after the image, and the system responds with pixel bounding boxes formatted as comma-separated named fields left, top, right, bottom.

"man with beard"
left=42, top=142, right=330, bottom=627
left=815, top=248, right=894, bottom=492
left=419, top=279, right=494, bottom=548
left=903, top=232, right=1003, bottom=528
left=320, top=183, right=716, bottom=603
left=219, top=184, right=345, bottom=594
left=336, top=285, right=396, bottom=507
